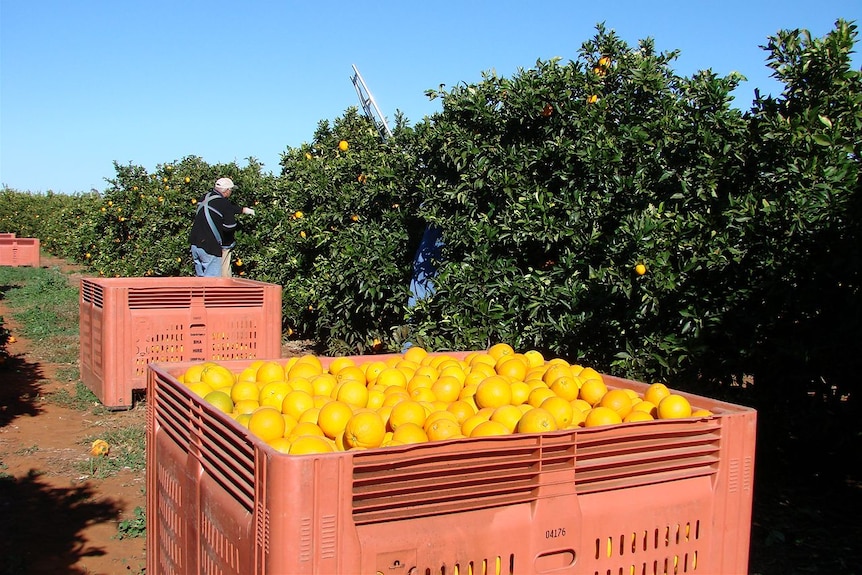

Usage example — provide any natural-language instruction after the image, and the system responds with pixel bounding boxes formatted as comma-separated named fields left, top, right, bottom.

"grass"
left=0, top=266, right=80, bottom=365
left=78, top=424, right=146, bottom=479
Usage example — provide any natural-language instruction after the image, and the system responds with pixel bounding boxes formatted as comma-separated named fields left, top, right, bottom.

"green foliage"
left=250, top=108, right=425, bottom=353
left=116, top=505, right=147, bottom=540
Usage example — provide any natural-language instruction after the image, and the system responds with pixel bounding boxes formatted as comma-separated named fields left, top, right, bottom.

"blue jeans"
left=191, top=245, right=222, bottom=277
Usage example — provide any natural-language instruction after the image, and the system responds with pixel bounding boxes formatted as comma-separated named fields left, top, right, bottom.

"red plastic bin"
left=80, top=277, right=281, bottom=409
left=0, top=237, right=40, bottom=267
left=0, top=232, right=16, bottom=238
left=146, top=353, right=756, bottom=575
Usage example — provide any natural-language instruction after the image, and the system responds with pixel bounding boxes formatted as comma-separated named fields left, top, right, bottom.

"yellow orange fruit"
left=203, top=390, right=234, bottom=414
left=256, top=361, right=285, bottom=384
left=327, top=356, right=356, bottom=375
left=549, top=376, right=580, bottom=401
left=584, top=406, right=623, bottom=427
left=289, top=435, right=333, bottom=455
left=643, top=383, right=671, bottom=406
left=578, top=378, right=608, bottom=406
left=495, top=355, right=528, bottom=381
left=258, top=381, right=290, bottom=409
left=344, top=411, right=386, bottom=449
left=201, top=363, right=236, bottom=388
left=248, top=407, right=286, bottom=442
left=523, top=349, right=545, bottom=367
left=599, top=388, right=633, bottom=419
left=541, top=396, right=575, bottom=429
left=474, top=376, right=513, bottom=409
left=623, top=410, right=654, bottom=423
left=470, top=420, right=511, bottom=438
left=490, top=404, right=524, bottom=432
left=317, top=400, right=354, bottom=439
left=657, top=394, right=692, bottom=419
left=230, top=380, right=260, bottom=403
left=402, top=346, right=428, bottom=365
left=487, top=342, right=515, bottom=362
left=391, top=422, right=428, bottom=444
left=335, top=379, right=369, bottom=408
left=425, top=417, right=463, bottom=441
left=388, top=400, right=427, bottom=430
left=431, top=375, right=463, bottom=403
left=281, top=389, right=315, bottom=420
left=186, top=380, right=214, bottom=398
left=517, top=407, right=558, bottom=434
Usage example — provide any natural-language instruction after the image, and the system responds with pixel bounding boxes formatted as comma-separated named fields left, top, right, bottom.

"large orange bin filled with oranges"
left=0, top=237, right=40, bottom=267
left=80, top=277, right=281, bottom=409
left=146, top=351, right=756, bottom=575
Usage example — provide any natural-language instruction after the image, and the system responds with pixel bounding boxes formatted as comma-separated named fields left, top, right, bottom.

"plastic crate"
left=0, top=232, right=16, bottom=238
left=0, top=237, right=40, bottom=267
left=80, top=277, right=281, bottom=409
left=146, top=353, right=757, bottom=575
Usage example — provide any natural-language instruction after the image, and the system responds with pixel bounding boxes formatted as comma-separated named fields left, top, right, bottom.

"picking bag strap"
left=197, top=192, right=225, bottom=246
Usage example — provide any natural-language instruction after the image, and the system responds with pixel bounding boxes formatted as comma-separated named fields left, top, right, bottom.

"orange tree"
left=78, top=156, right=272, bottom=277
left=741, top=19, right=862, bottom=399
left=244, top=108, right=425, bottom=353
left=407, top=25, right=760, bottom=384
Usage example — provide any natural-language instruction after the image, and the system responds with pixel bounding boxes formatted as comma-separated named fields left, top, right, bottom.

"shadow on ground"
left=0, top=470, right=124, bottom=574
left=0, top=354, right=45, bottom=428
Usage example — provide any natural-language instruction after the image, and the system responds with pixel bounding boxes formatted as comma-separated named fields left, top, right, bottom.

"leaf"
left=817, top=114, right=832, bottom=129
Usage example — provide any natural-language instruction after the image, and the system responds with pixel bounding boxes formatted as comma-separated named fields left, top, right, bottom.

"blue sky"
left=1, top=1, right=859, bottom=194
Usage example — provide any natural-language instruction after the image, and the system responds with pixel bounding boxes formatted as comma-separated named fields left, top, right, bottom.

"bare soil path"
left=0, top=256, right=147, bottom=574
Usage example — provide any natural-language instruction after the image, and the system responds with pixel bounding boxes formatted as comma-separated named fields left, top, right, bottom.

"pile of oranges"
left=178, top=343, right=712, bottom=456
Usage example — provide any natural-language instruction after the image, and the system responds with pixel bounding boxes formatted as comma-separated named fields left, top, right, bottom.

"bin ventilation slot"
left=128, top=287, right=266, bottom=309
left=351, top=436, right=575, bottom=525
left=81, top=281, right=105, bottom=308
left=575, top=422, right=721, bottom=494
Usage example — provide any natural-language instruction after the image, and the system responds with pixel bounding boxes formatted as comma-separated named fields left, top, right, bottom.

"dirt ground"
left=0, top=257, right=147, bottom=574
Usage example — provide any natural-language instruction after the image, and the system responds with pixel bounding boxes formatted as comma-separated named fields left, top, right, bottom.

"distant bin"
left=0, top=237, right=40, bottom=267
left=0, top=232, right=16, bottom=238
left=146, top=352, right=757, bottom=575
left=80, top=277, right=282, bottom=409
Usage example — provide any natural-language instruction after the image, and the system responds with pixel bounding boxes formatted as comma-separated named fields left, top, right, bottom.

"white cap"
left=214, top=177, right=235, bottom=193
